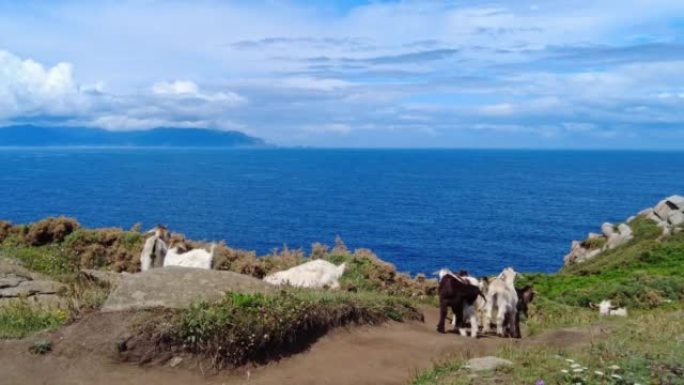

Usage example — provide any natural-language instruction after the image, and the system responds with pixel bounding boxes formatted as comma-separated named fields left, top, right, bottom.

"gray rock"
left=638, top=208, right=654, bottom=216
left=601, top=223, right=616, bottom=237
left=168, top=356, right=184, bottom=368
left=654, top=199, right=676, bottom=221
left=80, top=269, right=128, bottom=287
left=667, top=195, right=684, bottom=209
left=617, top=223, right=632, bottom=236
left=102, top=267, right=274, bottom=311
left=668, top=210, right=684, bottom=226
left=0, top=279, right=63, bottom=297
left=467, top=356, right=513, bottom=371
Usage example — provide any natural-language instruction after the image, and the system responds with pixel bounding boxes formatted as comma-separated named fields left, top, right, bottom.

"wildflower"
left=571, top=363, right=581, bottom=368
left=566, top=359, right=575, bottom=363
left=609, top=365, right=620, bottom=370
left=535, top=380, right=545, bottom=385
left=594, top=371, right=604, bottom=376
left=561, top=369, right=569, bottom=374
left=573, top=368, right=585, bottom=373
left=611, top=374, right=623, bottom=380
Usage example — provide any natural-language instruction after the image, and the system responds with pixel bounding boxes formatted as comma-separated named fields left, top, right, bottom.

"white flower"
left=571, top=363, right=581, bottom=368
left=573, top=368, right=585, bottom=373
left=561, top=369, right=569, bottom=374
left=594, top=371, right=604, bottom=376
left=566, top=359, right=575, bottom=363
left=609, top=365, right=620, bottom=370
left=611, top=374, right=623, bottom=380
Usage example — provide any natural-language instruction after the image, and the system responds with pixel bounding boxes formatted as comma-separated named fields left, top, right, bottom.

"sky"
left=1, top=0, right=684, bottom=148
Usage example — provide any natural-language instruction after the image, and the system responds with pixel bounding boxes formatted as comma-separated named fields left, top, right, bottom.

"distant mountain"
left=0, top=125, right=266, bottom=148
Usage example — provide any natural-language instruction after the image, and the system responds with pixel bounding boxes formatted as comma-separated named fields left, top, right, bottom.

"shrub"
left=24, top=217, right=80, bottom=246
left=29, top=340, right=53, bottom=355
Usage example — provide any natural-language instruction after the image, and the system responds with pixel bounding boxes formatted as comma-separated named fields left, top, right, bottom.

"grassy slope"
left=125, top=289, right=422, bottom=368
left=412, top=216, right=684, bottom=385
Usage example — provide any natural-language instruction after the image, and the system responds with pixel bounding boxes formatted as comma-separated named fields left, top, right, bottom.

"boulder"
left=102, top=267, right=274, bottom=311
left=654, top=197, right=681, bottom=221
left=617, top=223, right=632, bottom=236
left=668, top=210, right=684, bottom=226
left=668, top=195, right=684, bottom=209
left=601, top=223, right=616, bottom=237
left=638, top=208, right=654, bottom=216
left=467, top=356, right=513, bottom=371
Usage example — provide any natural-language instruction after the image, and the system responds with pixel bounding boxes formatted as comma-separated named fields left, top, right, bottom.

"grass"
left=411, top=310, right=684, bottom=385
left=126, top=289, right=422, bottom=368
left=519, top=220, right=684, bottom=310
left=412, top=215, right=684, bottom=385
left=0, top=300, right=68, bottom=339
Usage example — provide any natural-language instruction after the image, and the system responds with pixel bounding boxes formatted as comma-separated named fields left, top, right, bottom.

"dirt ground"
left=0, top=307, right=602, bottom=385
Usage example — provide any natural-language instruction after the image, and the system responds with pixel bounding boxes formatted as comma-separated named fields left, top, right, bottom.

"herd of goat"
left=139, top=225, right=627, bottom=339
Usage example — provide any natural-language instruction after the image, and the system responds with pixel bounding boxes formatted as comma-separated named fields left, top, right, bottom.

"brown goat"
left=437, top=274, right=485, bottom=334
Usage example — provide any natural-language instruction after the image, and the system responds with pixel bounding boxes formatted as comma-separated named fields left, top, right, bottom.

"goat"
left=515, top=285, right=535, bottom=319
left=140, top=225, right=170, bottom=272
left=443, top=270, right=487, bottom=338
left=482, top=267, right=520, bottom=338
left=263, top=259, right=346, bottom=289
left=437, top=270, right=485, bottom=337
left=163, top=243, right=216, bottom=270
left=592, top=300, right=628, bottom=317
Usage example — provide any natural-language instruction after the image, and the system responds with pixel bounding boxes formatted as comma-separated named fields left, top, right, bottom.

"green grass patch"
left=0, top=244, right=78, bottom=277
left=411, top=310, right=684, bottom=385
left=0, top=301, right=68, bottom=339
left=126, top=289, right=422, bottom=368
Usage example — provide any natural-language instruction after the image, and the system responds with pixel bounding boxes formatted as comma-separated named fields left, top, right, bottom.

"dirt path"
left=0, top=307, right=600, bottom=385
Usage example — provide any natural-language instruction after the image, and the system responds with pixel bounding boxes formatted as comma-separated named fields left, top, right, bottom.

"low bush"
left=28, top=340, right=53, bottom=355
left=125, top=289, right=422, bottom=368
left=24, top=216, right=80, bottom=246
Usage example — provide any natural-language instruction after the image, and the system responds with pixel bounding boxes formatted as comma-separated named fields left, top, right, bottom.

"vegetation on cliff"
left=413, top=214, right=684, bottom=385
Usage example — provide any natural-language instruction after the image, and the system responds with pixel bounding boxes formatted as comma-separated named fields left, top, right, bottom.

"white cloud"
left=0, top=50, right=84, bottom=117
left=152, top=80, right=246, bottom=104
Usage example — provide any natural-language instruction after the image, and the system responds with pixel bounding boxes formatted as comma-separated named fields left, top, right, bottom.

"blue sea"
left=1, top=148, right=683, bottom=276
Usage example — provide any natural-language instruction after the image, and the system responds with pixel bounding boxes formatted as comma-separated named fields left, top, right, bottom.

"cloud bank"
left=0, top=0, right=683, bottom=148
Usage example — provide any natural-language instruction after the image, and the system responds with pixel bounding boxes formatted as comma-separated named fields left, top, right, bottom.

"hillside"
left=0, top=125, right=266, bottom=147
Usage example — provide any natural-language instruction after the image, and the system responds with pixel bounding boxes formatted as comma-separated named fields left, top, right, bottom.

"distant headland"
left=0, top=125, right=266, bottom=148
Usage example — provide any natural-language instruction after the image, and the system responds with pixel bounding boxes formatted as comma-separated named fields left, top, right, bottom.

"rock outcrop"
left=0, top=257, right=65, bottom=306
left=102, top=266, right=274, bottom=311
left=564, top=195, right=684, bottom=266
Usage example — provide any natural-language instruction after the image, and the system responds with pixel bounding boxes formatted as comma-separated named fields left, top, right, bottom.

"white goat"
left=263, top=259, right=346, bottom=289
left=482, top=267, right=520, bottom=337
left=439, top=269, right=485, bottom=338
left=598, top=300, right=628, bottom=317
left=140, top=226, right=170, bottom=272
left=163, top=243, right=216, bottom=270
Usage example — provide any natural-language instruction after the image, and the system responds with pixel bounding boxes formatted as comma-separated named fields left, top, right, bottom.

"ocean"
left=1, top=148, right=683, bottom=276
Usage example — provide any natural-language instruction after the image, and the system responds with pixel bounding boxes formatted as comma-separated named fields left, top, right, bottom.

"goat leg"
left=437, top=301, right=447, bottom=333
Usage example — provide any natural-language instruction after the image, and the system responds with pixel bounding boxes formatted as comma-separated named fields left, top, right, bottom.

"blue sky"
left=1, top=0, right=684, bottom=148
